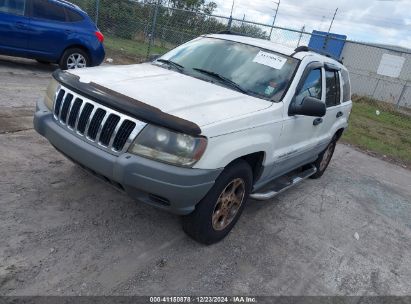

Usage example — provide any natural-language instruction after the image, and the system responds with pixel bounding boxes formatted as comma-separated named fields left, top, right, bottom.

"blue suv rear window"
left=66, top=8, right=83, bottom=22
left=32, top=0, right=65, bottom=21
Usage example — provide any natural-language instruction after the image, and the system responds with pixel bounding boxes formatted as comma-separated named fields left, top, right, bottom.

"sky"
left=212, top=0, right=411, bottom=48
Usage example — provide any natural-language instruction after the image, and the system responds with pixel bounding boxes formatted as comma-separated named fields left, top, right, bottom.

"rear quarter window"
left=341, top=69, right=351, bottom=102
left=65, top=8, right=83, bottom=22
left=32, top=0, right=66, bottom=22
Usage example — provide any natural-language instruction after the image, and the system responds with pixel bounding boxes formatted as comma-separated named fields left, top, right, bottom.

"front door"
left=0, top=0, right=30, bottom=55
left=271, top=64, right=326, bottom=178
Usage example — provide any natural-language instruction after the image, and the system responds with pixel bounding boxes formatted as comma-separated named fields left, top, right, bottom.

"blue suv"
left=0, top=0, right=105, bottom=69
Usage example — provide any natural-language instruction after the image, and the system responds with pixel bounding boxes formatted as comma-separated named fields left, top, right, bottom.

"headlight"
left=128, top=125, right=207, bottom=167
left=44, top=78, right=59, bottom=110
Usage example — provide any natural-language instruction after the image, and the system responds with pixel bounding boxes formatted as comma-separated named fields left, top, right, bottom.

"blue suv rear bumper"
left=89, top=42, right=105, bottom=66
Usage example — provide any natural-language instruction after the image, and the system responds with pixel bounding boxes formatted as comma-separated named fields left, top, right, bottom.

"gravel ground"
left=1, top=55, right=411, bottom=296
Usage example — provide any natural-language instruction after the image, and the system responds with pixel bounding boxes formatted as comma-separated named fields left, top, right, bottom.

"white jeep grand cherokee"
left=34, top=33, right=352, bottom=244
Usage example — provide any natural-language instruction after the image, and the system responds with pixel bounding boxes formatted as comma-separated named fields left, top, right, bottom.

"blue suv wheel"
left=60, top=47, right=90, bottom=69
left=0, top=0, right=105, bottom=69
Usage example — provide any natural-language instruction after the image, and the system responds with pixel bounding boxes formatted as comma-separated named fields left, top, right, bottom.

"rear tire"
left=310, top=137, right=337, bottom=179
left=182, top=160, right=253, bottom=245
left=59, top=48, right=90, bottom=70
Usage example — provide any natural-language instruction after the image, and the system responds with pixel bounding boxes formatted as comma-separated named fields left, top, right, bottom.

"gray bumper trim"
left=34, top=98, right=221, bottom=215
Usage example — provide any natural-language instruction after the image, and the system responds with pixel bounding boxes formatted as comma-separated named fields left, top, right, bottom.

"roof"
left=54, top=0, right=82, bottom=11
left=205, top=34, right=345, bottom=67
left=205, top=34, right=296, bottom=56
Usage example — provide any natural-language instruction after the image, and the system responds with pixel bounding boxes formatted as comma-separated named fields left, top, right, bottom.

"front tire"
left=182, top=160, right=253, bottom=245
left=59, top=48, right=90, bottom=70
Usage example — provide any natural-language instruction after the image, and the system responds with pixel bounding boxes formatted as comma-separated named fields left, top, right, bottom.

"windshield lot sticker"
left=253, top=51, right=287, bottom=69
left=265, top=86, right=275, bottom=95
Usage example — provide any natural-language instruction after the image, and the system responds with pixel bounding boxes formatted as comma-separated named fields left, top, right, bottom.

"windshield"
left=156, top=37, right=299, bottom=102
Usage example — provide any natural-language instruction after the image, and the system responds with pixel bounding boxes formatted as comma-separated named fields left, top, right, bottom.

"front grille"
left=52, top=87, right=146, bottom=155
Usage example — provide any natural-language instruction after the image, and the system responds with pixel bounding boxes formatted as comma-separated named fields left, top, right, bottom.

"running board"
left=250, top=165, right=317, bottom=201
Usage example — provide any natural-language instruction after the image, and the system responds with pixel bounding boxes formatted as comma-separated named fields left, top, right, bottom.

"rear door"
left=319, top=65, right=344, bottom=144
left=0, top=0, right=29, bottom=54
left=26, top=0, right=71, bottom=60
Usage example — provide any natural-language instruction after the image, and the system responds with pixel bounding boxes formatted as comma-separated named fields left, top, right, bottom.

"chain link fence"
left=69, top=0, right=411, bottom=109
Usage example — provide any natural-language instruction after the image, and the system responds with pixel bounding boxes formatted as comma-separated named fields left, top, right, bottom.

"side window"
left=341, top=69, right=351, bottom=102
left=0, top=0, right=26, bottom=15
left=65, top=8, right=83, bottom=22
left=32, top=0, right=66, bottom=22
left=297, top=68, right=322, bottom=100
left=325, top=70, right=341, bottom=107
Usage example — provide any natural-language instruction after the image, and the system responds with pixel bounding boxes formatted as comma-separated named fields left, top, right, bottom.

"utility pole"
left=227, top=0, right=235, bottom=31
left=269, top=0, right=281, bottom=40
left=297, top=25, right=305, bottom=47
left=319, top=16, right=326, bottom=31
left=95, top=0, right=100, bottom=26
left=230, top=0, right=235, bottom=16
left=328, top=8, right=338, bottom=34
left=241, top=14, right=246, bottom=30
left=323, top=8, right=338, bottom=51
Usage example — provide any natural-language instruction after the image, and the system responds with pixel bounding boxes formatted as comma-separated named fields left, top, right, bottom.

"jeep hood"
left=69, top=63, right=272, bottom=128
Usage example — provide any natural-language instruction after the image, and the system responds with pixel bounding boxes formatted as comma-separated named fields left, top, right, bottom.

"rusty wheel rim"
left=212, top=178, right=246, bottom=231
left=320, top=143, right=334, bottom=171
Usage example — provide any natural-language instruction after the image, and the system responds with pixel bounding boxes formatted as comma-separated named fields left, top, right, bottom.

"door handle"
left=336, top=111, right=343, bottom=118
left=313, top=118, right=323, bottom=126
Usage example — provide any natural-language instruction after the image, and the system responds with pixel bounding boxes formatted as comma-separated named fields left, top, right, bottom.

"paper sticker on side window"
left=253, top=51, right=287, bottom=70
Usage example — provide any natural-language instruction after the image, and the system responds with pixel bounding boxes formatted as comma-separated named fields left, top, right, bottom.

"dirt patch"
left=0, top=107, right=35, bottom=134
left=105, top=49, right=147, bottom=65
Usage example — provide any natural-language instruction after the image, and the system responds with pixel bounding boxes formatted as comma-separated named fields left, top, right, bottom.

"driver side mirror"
left=289, top=96, right=326, bottom=117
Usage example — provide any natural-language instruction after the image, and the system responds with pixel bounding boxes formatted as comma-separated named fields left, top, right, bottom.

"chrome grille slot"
left=99, top=114, right=120, bottom=146
left=60, top=93, right=73, bottom=124
left=87, top=108, right=106, bottom=141
left=52, top=87, right=146, bottom=156
left=67, top=98, right=83, bottom=128
left=112, top=120, right=136, bottom=151
left=53, top=89, right=65, bottom=118
left=77, top=103, right=94, bottom=134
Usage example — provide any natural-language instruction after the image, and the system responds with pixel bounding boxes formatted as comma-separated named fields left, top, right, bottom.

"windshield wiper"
left=155, top=59, right=184, bottom=71
left=193, top=68, right=248, bottom=94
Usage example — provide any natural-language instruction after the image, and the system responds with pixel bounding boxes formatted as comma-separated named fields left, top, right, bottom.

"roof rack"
left=292, top=46, right=343, bottom=64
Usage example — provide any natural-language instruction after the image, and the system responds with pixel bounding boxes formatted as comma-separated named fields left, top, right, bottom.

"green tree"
left=169, top=0, right=217, bottom=14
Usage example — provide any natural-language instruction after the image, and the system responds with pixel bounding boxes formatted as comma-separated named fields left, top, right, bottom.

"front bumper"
left=33, top=98, right=221, bottom=215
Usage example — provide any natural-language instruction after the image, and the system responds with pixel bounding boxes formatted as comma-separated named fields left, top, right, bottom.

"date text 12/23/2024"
left=149, top=296, right=257, bottom=303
